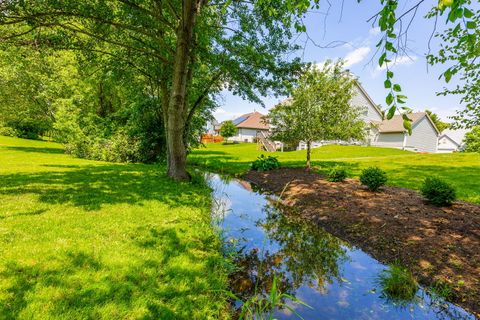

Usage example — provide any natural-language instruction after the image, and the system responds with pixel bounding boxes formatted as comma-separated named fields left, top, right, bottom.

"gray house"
left=371, top=112, right=440, bottom=153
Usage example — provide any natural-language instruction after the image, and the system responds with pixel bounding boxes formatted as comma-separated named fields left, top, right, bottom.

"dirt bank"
left=243, top=167, right=480, bottom=318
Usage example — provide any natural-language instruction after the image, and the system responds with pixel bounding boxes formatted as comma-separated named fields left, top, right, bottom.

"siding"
left=372, top=132, right=404, bottom=148
left=352, top=86, right=383, bottom=122
left=231, top=128, right=264, bottom=143
left=405, top=117, right=438, bottom=153
left=437, top=136, right=459, bottom=153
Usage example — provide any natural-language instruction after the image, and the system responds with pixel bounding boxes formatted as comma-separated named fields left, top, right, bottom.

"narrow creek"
left=206, top=173, right=476, bottom=320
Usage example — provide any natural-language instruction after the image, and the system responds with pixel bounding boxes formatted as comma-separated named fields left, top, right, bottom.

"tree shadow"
left=0, top=227, right=219, bottom=319
left=2, top=146, right=64, bottom=154
left=0, top=163, right=209, bottom=211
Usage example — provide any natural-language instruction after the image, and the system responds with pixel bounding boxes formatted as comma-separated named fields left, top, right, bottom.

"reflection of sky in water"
left=207, top=173, right=476, bottom=320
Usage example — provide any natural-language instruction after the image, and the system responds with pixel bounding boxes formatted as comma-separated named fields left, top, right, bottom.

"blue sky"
left=214, top=0, right=463, bottom=123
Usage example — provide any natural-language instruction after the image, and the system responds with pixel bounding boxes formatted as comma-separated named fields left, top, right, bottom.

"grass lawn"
left=189, top=142, right=480, bottom=204
left=0, top=136, right=228, bottom=319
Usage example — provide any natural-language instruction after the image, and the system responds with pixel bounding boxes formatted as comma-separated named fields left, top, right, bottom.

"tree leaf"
left=386, top=92, right=394, bottom=105
left=387, top=106, right=396, bottom=119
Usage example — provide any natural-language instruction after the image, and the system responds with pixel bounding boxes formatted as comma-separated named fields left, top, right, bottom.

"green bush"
left=251, top=155, right=280, bottom=171
left=378, top=264, right=418, bottom=302
left=360, top=167, right=387, bottom=191
left=0, top=125, right=18, bottom=137
left=421, top=177, right=456, bottom=206
left=327, top=166, right=348, bottom=182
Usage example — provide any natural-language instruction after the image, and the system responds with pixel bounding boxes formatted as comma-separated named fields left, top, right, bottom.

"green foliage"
left=464, top=126, right=480, bottom=152
left=327, top=166, right=348, bottom=182
left=421, top=177, right=457, bottom=206
left=251, top=155, right=280, bottom=171
left=429, top=281, right=454, bottom=300
left=269, top=60, right=366, bottom=168
left=426, top=110, right=450, bottom=132
left=360, top=167, right=387, bottom=192
left=219, top=120, right=238, bottom=142
left=226, top=275, right=311, bottom=320
left=0, top=136, right=229, bottom=319
left=366, top=0, right=480, bottom=130
left=378, top=264, right=418, bottom=302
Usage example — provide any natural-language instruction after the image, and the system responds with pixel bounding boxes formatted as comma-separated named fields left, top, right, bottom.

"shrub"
left=360, top=167, right=387, bottom=191
left=251, top=155, right=280, bottom=171
left=378, top=264, right=418, bottom=302
left=0, top=125, right=18, bottom=137
left=327, top=166, right=348, bottom=182
left=421, top=177, right=456, bottom=206
left=463, top=126, right=480, bottom=153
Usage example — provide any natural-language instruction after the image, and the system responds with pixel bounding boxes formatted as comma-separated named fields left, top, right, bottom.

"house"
left=205, top=118, right=221, bottom=135
left=229, top=111, right=270, bottom=143
left=437, top=128, right=469, bottom=153
left=371, top=112, right=440, bottom=153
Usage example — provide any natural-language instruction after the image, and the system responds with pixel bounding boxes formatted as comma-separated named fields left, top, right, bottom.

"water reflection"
left=207, top=173, right=476, bottom=320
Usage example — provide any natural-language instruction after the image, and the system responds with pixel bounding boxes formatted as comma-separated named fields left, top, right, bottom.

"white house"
left=229, top=111, right=270, bottom=143
left=371, top=112, right=440, bottom=153
left=437, top=128, right=469, bottom=153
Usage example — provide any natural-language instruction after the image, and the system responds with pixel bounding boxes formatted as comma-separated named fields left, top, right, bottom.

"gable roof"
left=232, top=111, right=269, bottom=130
left=354, top=81, right=384, bottom=119
left=377, top=112, right=440, bottom=135
left=439, top=128, right=469, bottom=146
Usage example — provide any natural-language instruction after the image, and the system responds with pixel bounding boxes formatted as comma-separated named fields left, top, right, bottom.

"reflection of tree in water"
left=229, top=202, right=347, bottom=307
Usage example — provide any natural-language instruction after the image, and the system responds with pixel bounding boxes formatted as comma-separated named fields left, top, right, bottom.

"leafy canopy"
left=219, top=120, right=237, bottom=141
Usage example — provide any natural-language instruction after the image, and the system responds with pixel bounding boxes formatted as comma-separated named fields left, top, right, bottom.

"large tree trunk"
left=306, top=140, right=311, bottom=170
left=165, top=0, right=199, bottom=181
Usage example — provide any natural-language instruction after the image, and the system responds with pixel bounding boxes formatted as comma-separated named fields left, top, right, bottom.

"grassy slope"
left=189, top=143, right=480, bottom=203
left=0, top=136, right=227, bottom=319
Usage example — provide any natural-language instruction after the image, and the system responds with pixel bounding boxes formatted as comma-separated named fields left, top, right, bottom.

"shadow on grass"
left=0, top=228, right=221, bottom=319
left=0, top=163, right=208, bottom=211
left=2, top=146, right=64, bottom=154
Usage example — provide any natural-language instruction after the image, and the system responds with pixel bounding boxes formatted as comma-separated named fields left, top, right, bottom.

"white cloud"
left=369, top=27, right=381, bottom=36
left=344, top=47, right=371, bottom=68
left=370, top=55, right=418, bottom=78
left=377, top=55, right=418, bottom=71
left=213, top=108, right=243, bottom=121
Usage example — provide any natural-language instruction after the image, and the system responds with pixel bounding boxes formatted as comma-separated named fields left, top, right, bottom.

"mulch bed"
left=243, top=167, right=480, bottom=318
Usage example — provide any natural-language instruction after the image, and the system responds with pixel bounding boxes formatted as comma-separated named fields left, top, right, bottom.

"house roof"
left=232, top=111, right=269, bottom=130
left=376, top=112, right=440, bottom=134
left=439, top=129, right=469, bottom=146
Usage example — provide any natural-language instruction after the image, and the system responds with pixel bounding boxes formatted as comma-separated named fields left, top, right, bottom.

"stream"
left=206, top=173, right=476, bottom=320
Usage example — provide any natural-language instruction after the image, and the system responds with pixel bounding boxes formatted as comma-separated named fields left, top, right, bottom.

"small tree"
left=219, top=121, right=238, bottom=143
left=426, top=110, right=450, bottom=132
left=269, top=60, right=366, bottom=169
left=464, top=126, right=480, bottom=153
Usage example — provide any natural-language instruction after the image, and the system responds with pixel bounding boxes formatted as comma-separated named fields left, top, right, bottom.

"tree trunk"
left=165, top=0, right=199, bottom=181
left=306, top=140, right=311, bottom=170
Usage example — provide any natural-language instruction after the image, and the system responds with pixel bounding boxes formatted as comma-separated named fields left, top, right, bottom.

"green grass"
left=378, top=264, right=418, bottom=303
left=189, top=142, right=480, bottom=203
left=0, top=136, right=228, bottom=319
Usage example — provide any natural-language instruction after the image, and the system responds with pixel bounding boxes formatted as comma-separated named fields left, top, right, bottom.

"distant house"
left=437, top=128, right=469, bottom=153
left=205, top=118, right=221, bottom=135
left=371, top=112, right=440, bottom=153
left=230, top=111, right=270, bottom=143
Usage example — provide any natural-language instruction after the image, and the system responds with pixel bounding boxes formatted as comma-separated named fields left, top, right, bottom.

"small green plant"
left=360, top=167, right=387, bottom=191
left=327, top=166, right=348, bottom=182
left=421, top=177, right=456, bottom=206
left=227, top=275, right=311, bottom=320
left=429, top=281, right=453, bottom=300
left=251, top=155, right=280, bottom=171
left=378, top=264, right=418, bottom=302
